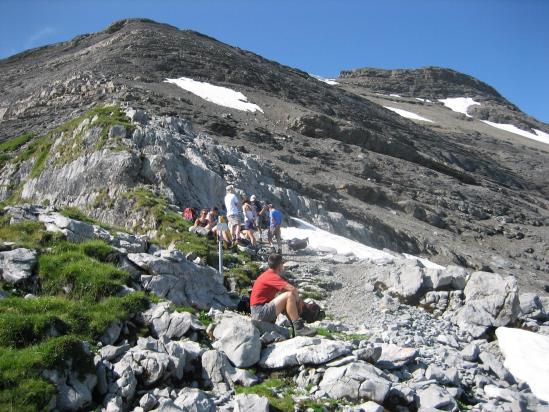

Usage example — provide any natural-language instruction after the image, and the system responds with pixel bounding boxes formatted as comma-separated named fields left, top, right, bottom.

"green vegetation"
left=0, top=335, right=94, bottom=412
left=39, top=241, right=130, bottom=301
left=124, top=187, right=215, bottom=260
left=59, top=206, right=98, bottom=225
left=2, top=105, right=133, bottom=185
left=0, top=133, right=35, bottom=169
left=91, top=188, right=114, bottom=209
left=300, top=290, right=327, bottom=301
left=0, top=215, right=149, bottom=411
left=236, top=378, right=295, bottom=411
left=0, top=215, right=63, bottom=250
left=0, top=293, right=148, bottom=348
left=236, top=378, right=338, bottom=412
left=315, top=327, right=369, bottom=342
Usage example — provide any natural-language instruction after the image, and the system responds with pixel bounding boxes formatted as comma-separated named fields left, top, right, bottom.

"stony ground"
left=279, top=245, right=549, bottom=411
left=2, top=204, right=549, bottom=411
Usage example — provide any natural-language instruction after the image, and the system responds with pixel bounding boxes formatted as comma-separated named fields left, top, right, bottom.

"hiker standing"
left=224, top=185, right=241, bottom=242
left=242, top=199, right=257, bottom=247
left=250, top=253, right=316, bottom=337
left=250, top=195, right=265, bottom=241
left=267, top=203, right=283, bottom=254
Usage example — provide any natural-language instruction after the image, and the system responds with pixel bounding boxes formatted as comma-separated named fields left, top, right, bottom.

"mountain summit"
left=1, top=18, right=548, bottom=293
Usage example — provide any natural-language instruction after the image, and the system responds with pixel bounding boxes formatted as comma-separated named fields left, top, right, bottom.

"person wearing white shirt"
left=224, top=185, right=241, bottom=241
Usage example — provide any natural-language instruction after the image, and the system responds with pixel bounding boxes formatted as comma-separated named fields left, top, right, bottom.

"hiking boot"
left=292, top=318, right=316, bottom=337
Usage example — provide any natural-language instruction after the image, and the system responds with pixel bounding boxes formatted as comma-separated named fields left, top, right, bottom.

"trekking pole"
left=218, top=235, right=223, bottom=276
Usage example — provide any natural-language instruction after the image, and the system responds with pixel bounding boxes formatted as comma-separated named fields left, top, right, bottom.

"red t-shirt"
left=250, top=269, right=289, bottom=306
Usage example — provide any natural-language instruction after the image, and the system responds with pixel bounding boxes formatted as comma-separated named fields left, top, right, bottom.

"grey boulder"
left=415, top=384, right=458, bottom=411
left=142, top=302, right=199, bottom=339
left=519, top=293, right=547, bottom=320
left=211, top=312, right=261, bottom=368
left=127, top=252, right=237, bottom=309
left=201, top=349, right=258, bottom=393
left=376, top=343, right=418, bottom=369
left=233, top=393, right=269, bottom=412
left=452, top=271, right=519, bottom=338
left=173, top=388, right=215, bottom=412
left=38, top=212, right=94, bottom=242
left=318, top=361, right=392, bottom=403
left=259, top=336, right=353, bottom=369
left=0, top=248, right=37, bottom=284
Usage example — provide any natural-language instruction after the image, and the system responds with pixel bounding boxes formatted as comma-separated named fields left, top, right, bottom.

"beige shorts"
left=227, top=214, right=241, bottom=228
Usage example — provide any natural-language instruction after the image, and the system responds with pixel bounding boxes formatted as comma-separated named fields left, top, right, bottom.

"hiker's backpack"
left=183, top=208, right=195, bottom=222
left=237, top=296, right=251, bottom=314
left=300, top=301, right=324, bottom=323
left=288, top=237, right=309, bottom=251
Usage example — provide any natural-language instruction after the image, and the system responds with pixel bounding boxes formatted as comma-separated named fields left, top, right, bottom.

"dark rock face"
left=339, top=66, right=505, bottom=101
left=1, top=18, right=548, bottom=294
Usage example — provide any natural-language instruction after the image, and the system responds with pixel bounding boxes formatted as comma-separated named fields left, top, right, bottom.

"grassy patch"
left=236, top=378, right=339, bottom=412
left=0, top=208, right=157, bottom=411
left=38, top=240, right=130, bottom=302
left=300, top=291, right=327, bottom=301
left=59, top=206, right=98, bottom=225
left=315, top=327, right=368, bottom=342
left=0, top=215, right=62, bottom=250
left=0, top=134, right=35, bottom=153
left=236, top=378, right=294, bottom=411
left=0, top=335, right=94, bottom=412
left=0, top=293, right=148, bottom=347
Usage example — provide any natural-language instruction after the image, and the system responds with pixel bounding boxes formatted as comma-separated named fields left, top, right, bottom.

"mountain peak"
left=339, top=66, right=505, bottom=101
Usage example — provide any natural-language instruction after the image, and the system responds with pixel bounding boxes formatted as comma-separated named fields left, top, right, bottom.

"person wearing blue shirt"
left=268, top=203, right=283, bottom=254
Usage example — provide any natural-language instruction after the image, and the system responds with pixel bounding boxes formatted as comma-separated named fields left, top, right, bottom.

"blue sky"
left=1, top=0, right=548, bottom=122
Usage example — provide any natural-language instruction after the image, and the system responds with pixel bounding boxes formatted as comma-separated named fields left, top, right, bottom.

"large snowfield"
left=384, top=106, right=434, bottom=123
left=438, top=97, right=480, bottom=117
left=496, top=327, right=549, bottom=402
left=165, top=77, right=263, bottom=113
left=481, top=120, right=549, bottom=145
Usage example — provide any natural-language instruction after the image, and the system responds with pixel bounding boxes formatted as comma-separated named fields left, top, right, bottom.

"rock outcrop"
left=452, top=271, right=520, bottom=338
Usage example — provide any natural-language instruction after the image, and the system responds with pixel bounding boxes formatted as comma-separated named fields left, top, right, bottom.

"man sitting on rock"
left=250, top=253, right=316, bottom=337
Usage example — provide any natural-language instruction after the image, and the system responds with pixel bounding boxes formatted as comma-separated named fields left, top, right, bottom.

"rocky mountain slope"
left=1, top=204, right=549, bottom=412
left=1, top=17, right=549, bottom=411
left=1, top=19, right=548, bottom=296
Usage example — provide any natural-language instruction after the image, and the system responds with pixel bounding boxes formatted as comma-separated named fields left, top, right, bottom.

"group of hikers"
left=185, top=185, right=282, bottom=254
left=183, top=184, right=316, bottom=337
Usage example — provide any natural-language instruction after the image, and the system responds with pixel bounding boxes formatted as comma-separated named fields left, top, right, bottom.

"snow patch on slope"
left=282, top=217, right=444, bottom=269
left=481, top=120, right=549, bottom=145
left=438, top=97, right=480, bottom=117
left=311, top=75, right=339, bottom=85
left=384, top=106, right=434, bottom=123
left=165, top=77, right=263, bottom=113
left=415, top=97, right=433, bottom=103
left=403, top=253, right=445, bottom=269
left=496, top=327, right=549, bottom=402
left=282, top=218, right=393, bottom=264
